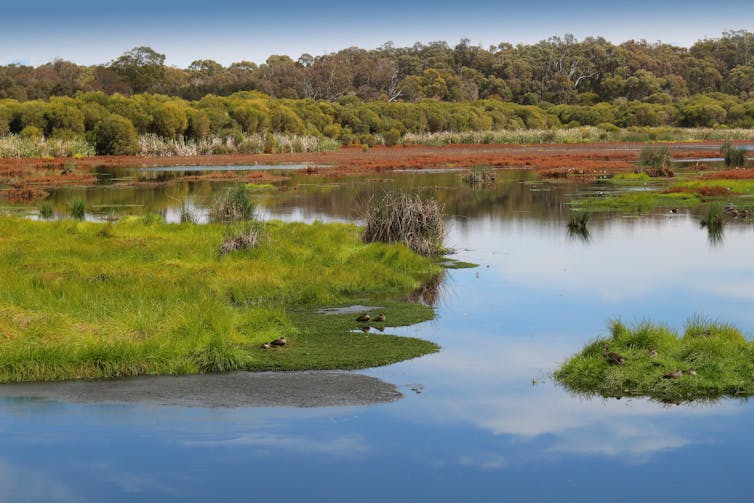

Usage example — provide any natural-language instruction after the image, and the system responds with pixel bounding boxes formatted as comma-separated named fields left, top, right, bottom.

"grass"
left=38, top=201, right=54, bottom=219
left=361, top=192, right=447, bottom=256
left=554, top=318, right=754, bottom=403
left=0, top=217, right=442, bottom=382
left=720, top=142, right=748, bottom=168
left=462, top=167, right=496, bottom=187
left=575, top=190, right=701, bottom=213
left=210, top=185, right=256, bottom=222
left=68, top=198, right=86, bottom=220
left=636, top=146, right=674, bottom=177
left=219, top=221, right=265, bottom=255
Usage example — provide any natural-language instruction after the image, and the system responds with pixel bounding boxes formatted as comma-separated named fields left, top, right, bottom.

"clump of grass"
left=362, top=192, right=446, bottom=256
left=38, top=201, right=54, bottom=219
left=179, top=203, right=197, bottom=224
left=636, top=146, right=674, bottom=177
left=68, top=198, right=86, bottom=220
left=554, top=318, right=754, bottom=403
left=219, top=221, right=265, bottom=255
left=462, top=167, right=497, bottom=187
left=141, top=212, right=165, bottom=225
left=720, top=142, right=747, bottom=168
left=210, top=185, right=256, bottom=223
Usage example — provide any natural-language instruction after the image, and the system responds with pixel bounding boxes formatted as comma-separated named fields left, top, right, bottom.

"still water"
left=3, top=168, right=754, bottom=502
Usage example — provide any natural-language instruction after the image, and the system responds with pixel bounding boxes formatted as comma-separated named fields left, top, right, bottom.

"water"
left=3, top=168, right=754, bottom=501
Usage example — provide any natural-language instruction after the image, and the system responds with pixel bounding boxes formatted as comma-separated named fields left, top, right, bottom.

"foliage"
left=362, top=192, right=446, bottom=256
left=555, top=319, right=754, bottom=403
left=93, top=114, right=139, bottom=155
left=0, top=217, right=441, bottom=382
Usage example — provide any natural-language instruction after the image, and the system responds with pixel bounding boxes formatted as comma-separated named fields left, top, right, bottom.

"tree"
left=93, top=114, right=139, bottom=155
left=110, top=46, right=167, bottom=94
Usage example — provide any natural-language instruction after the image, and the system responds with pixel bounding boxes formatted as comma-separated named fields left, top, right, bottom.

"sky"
left=1, top=0, right=752, bottom=67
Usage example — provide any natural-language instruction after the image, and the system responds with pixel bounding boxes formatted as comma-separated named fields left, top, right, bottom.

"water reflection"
left=3, top=167, right=754, bottom=500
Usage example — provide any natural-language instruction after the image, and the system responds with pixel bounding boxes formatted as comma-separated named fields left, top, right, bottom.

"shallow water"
left=3, top=168, right=754, bottom=501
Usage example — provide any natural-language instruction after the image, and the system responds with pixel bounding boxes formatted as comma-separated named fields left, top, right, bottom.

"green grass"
left=575, top=190, right=702, bottom=213
left=0, top=217, right=442, bottom=382
left=554, top=319, right=754, bottom=403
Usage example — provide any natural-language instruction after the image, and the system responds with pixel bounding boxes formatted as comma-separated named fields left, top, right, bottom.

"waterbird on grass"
left=361, top=326, right=370, bottom=333
left=687, top=368, right=697, bottom=376
left=648, top=349, right=658, bottom=357
left=270, top=337, right=287, bottom=347
left=356, top=313, right=371, bottom=322
left=374, top=314, right=386, bottom=323
left=663, top=370, right=683, bottom=379
left=260, top=343, right=271, bottom=349
left=603, top=344, right=626, bottom=365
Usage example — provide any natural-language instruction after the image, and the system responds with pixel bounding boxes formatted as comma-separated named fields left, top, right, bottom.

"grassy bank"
left=554, top=319, right=754, bottom=403
left=0, top=217, right=442, bottom=382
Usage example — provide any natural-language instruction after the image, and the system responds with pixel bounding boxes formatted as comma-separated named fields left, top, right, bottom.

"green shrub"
left=636, top=146, right=674, bottom=177
left=93, top=114, right=139, bottom=155
left=720, top=143, right=747, bottom=167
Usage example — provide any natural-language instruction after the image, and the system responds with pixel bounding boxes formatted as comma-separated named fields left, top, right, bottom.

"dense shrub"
left=93, top=114, right=139, bottom=155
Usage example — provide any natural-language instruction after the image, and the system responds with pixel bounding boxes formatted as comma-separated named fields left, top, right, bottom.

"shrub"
left=94, top=114, right=139, bottom=155
left=362, top=192, right=446, bottom=256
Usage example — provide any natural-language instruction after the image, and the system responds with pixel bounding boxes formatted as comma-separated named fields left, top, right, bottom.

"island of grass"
left=554, top=319, right=754, bottom=403
left=0, top=217, right=443, bottom=383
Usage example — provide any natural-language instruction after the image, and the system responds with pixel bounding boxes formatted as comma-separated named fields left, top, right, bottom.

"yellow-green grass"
left=0, top=217, right=442, bottom=382
left=574, top=190, right=702, bottom=213
left=555, top=319, right=754, bottom=403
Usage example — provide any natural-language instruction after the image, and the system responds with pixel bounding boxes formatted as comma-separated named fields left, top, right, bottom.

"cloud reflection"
left=183, top=432, right=368, bottom=457
left=0, top=459, right=79, bottom=503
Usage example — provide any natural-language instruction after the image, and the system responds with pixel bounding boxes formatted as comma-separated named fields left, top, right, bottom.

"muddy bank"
left=0, top=371, right=403, bottom=408
left=0, top=142, right=732, bottom=199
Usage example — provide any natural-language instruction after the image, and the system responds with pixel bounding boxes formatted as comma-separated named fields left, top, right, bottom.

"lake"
left=2, top=166, right=754, bottom=502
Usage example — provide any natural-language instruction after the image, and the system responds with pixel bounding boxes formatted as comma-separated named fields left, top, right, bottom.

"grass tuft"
left=210, top=185, right=256, bottom=223
left=68, top=198, right=86, bottom=220
left=362, top=192, right=446, bottom=256
left=636, top=146, right=674, bottom=177
left=720, top=142, right=747, bottom=168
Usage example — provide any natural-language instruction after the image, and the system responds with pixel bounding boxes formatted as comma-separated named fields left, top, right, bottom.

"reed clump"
left=720, top=142, right=747, bottom=168
left=462, top=167, right=497, bottom=186
left=636, top=146, right=674, bottom=177
left=362, top=192, right=446, bottom=256
left=219, top=221, right=264, bottom=255
left=210, top=185, right=256, bottom=223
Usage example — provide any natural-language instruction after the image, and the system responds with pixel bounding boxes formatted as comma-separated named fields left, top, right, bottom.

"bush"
left=94, top=114, right=139, bottom=155
left=362, top=192, right=446, bottom=256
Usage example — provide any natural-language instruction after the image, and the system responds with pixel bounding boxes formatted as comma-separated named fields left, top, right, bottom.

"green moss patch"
left=554, top=319, right=754, bottom=403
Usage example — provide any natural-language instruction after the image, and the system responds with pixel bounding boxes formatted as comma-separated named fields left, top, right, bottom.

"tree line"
left=2, top=31, right=754, bottom=105
left=2, top=90, right=754, bottom=155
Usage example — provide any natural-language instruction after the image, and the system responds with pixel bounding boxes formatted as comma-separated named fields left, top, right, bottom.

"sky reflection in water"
left=3, top=171, right=754, bottom=501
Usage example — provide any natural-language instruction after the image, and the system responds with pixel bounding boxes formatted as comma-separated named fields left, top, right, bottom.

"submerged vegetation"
left=362, top=192, right=446, bottom=256
left=555, top=319, right=754, bottom=403
left=0, top=217, right=442, bottom=382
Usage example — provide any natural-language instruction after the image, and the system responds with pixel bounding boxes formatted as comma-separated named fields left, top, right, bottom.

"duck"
left=648, top=349, right=658, bottom=358
left=361, top=326, right=370, bottom=333
left=603, top=343, right=626, bottom=365
left=663, top=369, right=683, bottom=379
left=270, top=337, right=287, bottom=347
left=687, top=368, right=697, bottom=376
left=260, top=342, right=271, bottom=349
left=356, top=313, right=371, bottom=323
left=374, top=314, right=386, bottom=323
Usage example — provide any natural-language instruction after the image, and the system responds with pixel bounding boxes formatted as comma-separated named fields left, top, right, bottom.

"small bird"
left=687, top=368, right=697, bottom=376
left=361, top=326, right=370, bottom=333
left=663, top=370, right=683, bottom=379
left=356, top=313, right=371, bottom=322
left=260, top=342, right=271, bottom=349
left=648, top=349, right=658, bottom=357
left=270, top=337, right=286, bottom=347
left=603, top=344, right=625, bottom=365
left=374, top=314, right=386, bottom=323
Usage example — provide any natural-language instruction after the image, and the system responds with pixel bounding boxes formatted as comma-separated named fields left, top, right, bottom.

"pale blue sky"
left=1, top=0, right=751, bottom=66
